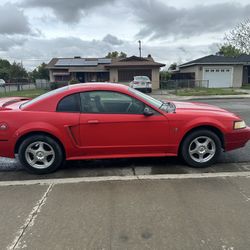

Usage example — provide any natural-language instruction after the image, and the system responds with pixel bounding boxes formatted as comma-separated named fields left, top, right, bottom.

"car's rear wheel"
left=180, top=129, right=221, bottom=168
left=18, top=135, right=64, bottom=174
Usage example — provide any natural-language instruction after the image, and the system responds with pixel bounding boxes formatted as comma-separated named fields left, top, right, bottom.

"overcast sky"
left=0, top=0, right=250, bottom=70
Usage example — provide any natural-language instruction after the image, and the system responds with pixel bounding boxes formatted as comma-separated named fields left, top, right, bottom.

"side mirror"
left=143, top=107, right=154, bottom=116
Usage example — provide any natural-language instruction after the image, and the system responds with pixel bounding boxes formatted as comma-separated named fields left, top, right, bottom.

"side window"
left=57, top=93, right=80, bottom=113
left=80, top=91, right=147, bottom=114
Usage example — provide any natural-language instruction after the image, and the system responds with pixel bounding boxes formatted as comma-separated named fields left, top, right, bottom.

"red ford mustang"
left=0, top=83, right=249, bottom=174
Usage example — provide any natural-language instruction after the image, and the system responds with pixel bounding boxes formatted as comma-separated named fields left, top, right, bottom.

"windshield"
left=134, top=76, right=150, bottom=81
left=129, top=87, right=176, bottom=113
left=129, top=87, right=162, bottom=108
left=21, top=86, right=69, bottom=109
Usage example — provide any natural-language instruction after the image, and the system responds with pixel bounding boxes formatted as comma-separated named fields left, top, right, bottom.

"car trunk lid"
left=0, top=97, right=31, bottom=110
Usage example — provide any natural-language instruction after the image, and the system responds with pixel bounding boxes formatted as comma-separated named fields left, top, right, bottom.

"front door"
left=79, top=90, right=169, bottom=157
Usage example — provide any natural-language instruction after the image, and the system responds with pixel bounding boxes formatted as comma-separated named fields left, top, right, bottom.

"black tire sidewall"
left=181, top=130, right=221, bottom=168
left=18, top=135, right=64, bottom=174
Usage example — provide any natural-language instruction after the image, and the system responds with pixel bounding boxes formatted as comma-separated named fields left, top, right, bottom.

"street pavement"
left=1, top=98, right=250, bottom=249
left=1, top=175, right=250, bottom=249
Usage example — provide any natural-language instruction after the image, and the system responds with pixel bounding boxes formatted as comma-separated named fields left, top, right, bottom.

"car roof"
left=68, top=82, right=129, bottom=92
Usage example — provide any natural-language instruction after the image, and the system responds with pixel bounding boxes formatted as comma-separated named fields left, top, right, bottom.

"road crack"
left=7, top=184, right=54, bottom=250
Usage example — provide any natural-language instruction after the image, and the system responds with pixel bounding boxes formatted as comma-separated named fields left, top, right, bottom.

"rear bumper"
left=0, top=140, right=15, bottom=158
left=224, top=127, right=250, bottom=151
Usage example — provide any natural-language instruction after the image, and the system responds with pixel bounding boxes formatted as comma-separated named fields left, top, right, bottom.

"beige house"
left=179, top=55, right=250, bottom=88
left=47, top=55, right=165, bottom=89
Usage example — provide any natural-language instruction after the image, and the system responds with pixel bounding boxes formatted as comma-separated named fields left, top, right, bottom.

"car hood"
left=172, top=101, right=230, bottom=113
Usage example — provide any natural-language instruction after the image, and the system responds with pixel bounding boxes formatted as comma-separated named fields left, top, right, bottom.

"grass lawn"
left=176, top=88, right=248, bottom=96
left=0, top=88, right=48, bottom=98
left=242, top=84, right=250, bottom=89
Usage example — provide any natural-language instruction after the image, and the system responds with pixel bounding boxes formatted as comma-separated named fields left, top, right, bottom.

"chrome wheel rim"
left=188, top=136, right=216, bottom=163
left=25, top=141, right=55, bottom=169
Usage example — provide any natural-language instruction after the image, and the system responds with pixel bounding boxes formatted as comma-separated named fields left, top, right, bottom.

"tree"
left=119, top=52, right=127, bottom=58
left=168, top=62, right=177, bottom=71
left=224, top=19, right=250, bottom=55
left=0, top=59, right=11, bottom=81
left=217, top=44, right=242, bottom=57
left=30, top=62, right=49, bottom=81
left=9, top=61, right=27, bottom=80
left=105, top=51, right=127, bottom=58
left=160, top=70, right=171, bottom=80
left=0, top=58, right=29, bottom=82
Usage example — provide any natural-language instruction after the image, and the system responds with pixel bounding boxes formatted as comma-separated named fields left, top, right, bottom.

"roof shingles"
left=47, top=56, right=165, bottom=69
left=180, top=54, right=250, bottom=68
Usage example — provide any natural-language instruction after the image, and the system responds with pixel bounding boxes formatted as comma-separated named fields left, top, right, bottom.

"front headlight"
left=234, top=120, right=246, bottom=130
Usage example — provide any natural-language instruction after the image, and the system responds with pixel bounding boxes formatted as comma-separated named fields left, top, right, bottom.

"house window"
left=216, top=69, right=220, bottom=72
left=221, top=69, right=225, bottom=72
left=211, top=69, right=215, bottom=72
left=205, top=69, right=209, bottom=72
left=226, top=69, right=230, bottom=72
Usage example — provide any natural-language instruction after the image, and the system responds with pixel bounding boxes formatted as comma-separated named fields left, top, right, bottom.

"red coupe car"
left=0, top=83, right=249, bottom=174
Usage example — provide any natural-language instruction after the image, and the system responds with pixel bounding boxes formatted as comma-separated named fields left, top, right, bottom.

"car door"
left=56, top=93, right=81, bottom=147
left=79, top=90, right=170, bottom=157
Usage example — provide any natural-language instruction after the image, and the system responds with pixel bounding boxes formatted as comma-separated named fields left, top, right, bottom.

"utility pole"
left=138, top=40, right=142, bottom=58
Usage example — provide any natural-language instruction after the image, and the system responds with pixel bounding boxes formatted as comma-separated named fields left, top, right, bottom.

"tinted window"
left=57, top=93, right=80, bottom=112
left=80, top=91, right=147, bottom=114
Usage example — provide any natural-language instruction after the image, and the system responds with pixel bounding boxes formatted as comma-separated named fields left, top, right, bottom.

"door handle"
left=87, top=120, right=100, bottom=124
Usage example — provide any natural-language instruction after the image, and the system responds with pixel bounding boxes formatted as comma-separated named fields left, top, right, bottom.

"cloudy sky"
left=0, top=0, right=250, bottom=70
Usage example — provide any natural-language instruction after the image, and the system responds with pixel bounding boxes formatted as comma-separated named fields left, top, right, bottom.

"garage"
left=118, top=69, right=152, bottom=82
left=203, top=67, right=233, bottom=88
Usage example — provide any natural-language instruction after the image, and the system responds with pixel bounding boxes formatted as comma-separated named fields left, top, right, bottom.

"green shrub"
left=69, top=79, right=79, bottom=85
left=50, top=81, right=68, bottom=90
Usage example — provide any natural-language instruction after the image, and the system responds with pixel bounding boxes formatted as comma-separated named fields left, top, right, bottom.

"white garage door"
left=203, top=67, right=233, bottom=88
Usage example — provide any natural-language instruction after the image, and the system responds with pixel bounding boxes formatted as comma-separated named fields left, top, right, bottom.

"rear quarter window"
left=57, top=93, right=80, bottom=113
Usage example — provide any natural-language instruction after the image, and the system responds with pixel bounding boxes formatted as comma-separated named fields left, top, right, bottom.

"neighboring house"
left=179, top=54, right=250, bottom=88
left=47, top=55, right=165, bottom=89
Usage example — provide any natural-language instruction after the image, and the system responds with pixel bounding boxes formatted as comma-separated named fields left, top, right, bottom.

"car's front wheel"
left=18, top=135, right=64, bottom=174
left=180, top=129, right=221, bottom=168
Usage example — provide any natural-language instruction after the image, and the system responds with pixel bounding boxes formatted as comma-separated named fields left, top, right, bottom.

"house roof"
left=47, top=55, right=165, bottom=69
left=179, top=54, right=250, bottom=68
left=107, top=55, right=165, bottom=68
left=46, top=57, right=110, bottom=69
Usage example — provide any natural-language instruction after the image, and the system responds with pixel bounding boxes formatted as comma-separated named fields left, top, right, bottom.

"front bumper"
left=224, top=127, right=250, bottom=151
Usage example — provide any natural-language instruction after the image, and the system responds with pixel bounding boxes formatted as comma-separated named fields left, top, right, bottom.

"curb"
left=180, top=95, right=250, bottom=101
left=1, top=171, right=250, bottom=186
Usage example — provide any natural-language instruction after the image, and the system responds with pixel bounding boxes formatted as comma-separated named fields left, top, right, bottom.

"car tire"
left=180, top=129, right=221, bottom=168
left=18, top=135, right=64, bottom=174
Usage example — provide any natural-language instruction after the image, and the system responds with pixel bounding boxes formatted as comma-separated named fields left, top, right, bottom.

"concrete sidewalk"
left=1, top=174, right=250, bottom=250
